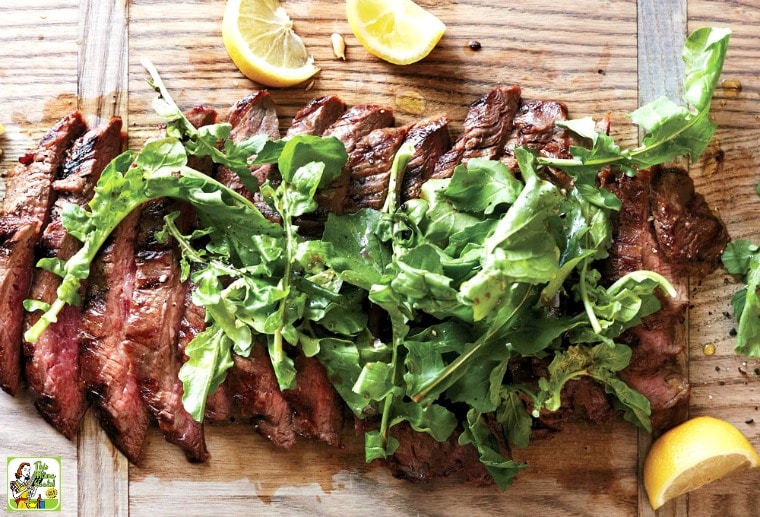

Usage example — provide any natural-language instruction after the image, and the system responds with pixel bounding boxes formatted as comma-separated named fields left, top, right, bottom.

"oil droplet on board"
left=703, top=343, right=716, bottom=356
left=395, top=90, right=426, bottom=115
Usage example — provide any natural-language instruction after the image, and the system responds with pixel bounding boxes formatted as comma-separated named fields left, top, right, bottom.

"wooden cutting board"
left=1, top=1, right=759, bottom=515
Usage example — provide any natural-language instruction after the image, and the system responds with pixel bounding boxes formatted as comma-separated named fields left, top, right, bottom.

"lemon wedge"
left=643, top=416, right=760, bottom=510
left=222, top=0, right=320, bottom=88
left=346, top=0, right=446, bottom=65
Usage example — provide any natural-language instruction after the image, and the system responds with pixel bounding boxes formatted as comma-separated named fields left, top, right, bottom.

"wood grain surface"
left=1, top=1, right=759, bottom=516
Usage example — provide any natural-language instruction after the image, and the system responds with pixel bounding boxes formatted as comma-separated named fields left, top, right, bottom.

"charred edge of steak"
left=400, top=115, right=451, bottom=202
left=294, top=103, right=395, bottom=237
left=23, top=116, right=124, bottom=439
left=0, top=111, right=87, bottom=396
left=346, top=125, right=410, bottom=211
left=432, top=85, right=521, bottom=179
left=228, top=344, right=298, bottom=448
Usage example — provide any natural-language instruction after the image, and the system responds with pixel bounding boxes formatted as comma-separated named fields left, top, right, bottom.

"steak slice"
left=176, top=274, right=232, bottom=423
left=121, top=198, right=209, bottom=462
left=227, top=343, right=297, bottom=448
left=282, top=354, right=344, bottom=447
left=216, top=91, right=281, bottom=223
left=0, top=112, right=86, bottom=395
left=400, top=115, right=451, bottom=202
left=385, top=422, right=489, bottom=484
left=433, top=85, right=521, bottom=179
left=650, top=167, right=729, bottom=277
left=600, top=167, right=692, bottom=430
left=321, top=105, right=395, bottom=215
left=23, top=116, right=124, bottom=439
left=79, top=209, right=148, bottom=464
left=286, top=95, right=347, bottom=138
left=501, top=99, right=572, bottom=171
left=347, top=125, right=410, bottom=210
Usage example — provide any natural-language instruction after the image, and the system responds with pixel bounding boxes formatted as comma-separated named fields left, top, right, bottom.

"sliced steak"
left=433, top=85, right=521, bottom=179
left=501, top=99, right=572, bottom=171
left=286, top=95, right=347, bottom=137
left=177, top=268, right=232, bottom=423
left=347, top=125, right=409, bottom=210
left=282, top=355, right=344, bottom=446
left=23, top=116, right=124, bottom=439
left=320, top=104, right=394, bottom=215
left=79, top=209, right=148, bottom=464
left=400, top=115, right=451, bottom=202
left=600, top=167, right=691, bottom=430
left=121, top=199, right=209, bottom=462
left=0, top=112, right=86, bottom=395
left=385, top=422, right=490, bottom=484
left=216, top=91, right=281, bottom=223
left=227, top=343, right=297, bottom=448
left=650, top=167, right=729, bottom=277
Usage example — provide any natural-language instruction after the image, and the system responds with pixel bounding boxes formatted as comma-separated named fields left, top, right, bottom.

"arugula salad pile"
left=25, top=28, right=730, bottom=488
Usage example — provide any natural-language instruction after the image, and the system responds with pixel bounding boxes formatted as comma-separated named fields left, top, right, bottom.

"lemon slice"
left=643, top=416, right=760, bottom=510
left=346, top=0, right=446, bottom=65
left=222, top=0, right=320, bottom=88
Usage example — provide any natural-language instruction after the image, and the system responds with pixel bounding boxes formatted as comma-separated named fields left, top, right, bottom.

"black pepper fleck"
left=718, top=380, right=726, bottom=386
left=715, top=365, right=721, bottom=371
left=739, top=366, right=748, bottom=375
left=746, top=418, right=755, bottom=424
left=729, top=328, right=737, bottom=337
left=468, top=40, right=482, bottom=51
left=755, top=367, right=760, bottom=376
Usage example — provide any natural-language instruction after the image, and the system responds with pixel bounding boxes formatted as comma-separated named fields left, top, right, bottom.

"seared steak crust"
left=283, top=355, right=344, bottom=446
left=0, top=112, right=86, bottom=395
left=23, top=117, right=124, bottom=439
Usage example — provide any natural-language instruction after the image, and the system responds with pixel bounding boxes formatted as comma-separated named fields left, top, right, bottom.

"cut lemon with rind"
left=222, top=0, right=320, bottom=88
left=346, top=0, right=446, bottom=66
left=643, top=416, right=760, bottom=510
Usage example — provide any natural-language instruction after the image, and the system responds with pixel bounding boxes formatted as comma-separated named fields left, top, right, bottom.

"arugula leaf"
left=444, top=158, right=523, bottom=214
left=722, top=245, right=760, bottom=357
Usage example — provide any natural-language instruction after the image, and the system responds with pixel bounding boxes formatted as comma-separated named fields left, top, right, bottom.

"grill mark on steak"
left=0, top=112, right=86, bottom=395
left=23, top=117, right=124, bottom=439
left=79, top=209, right=148, bottom=464
left=227, top=343, right=297, bottom=448
left=433, top=85, right=521, bottom=179
left=400, top=115, right=451, bottom=202
left=346, top=125, right=409, bottom=210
